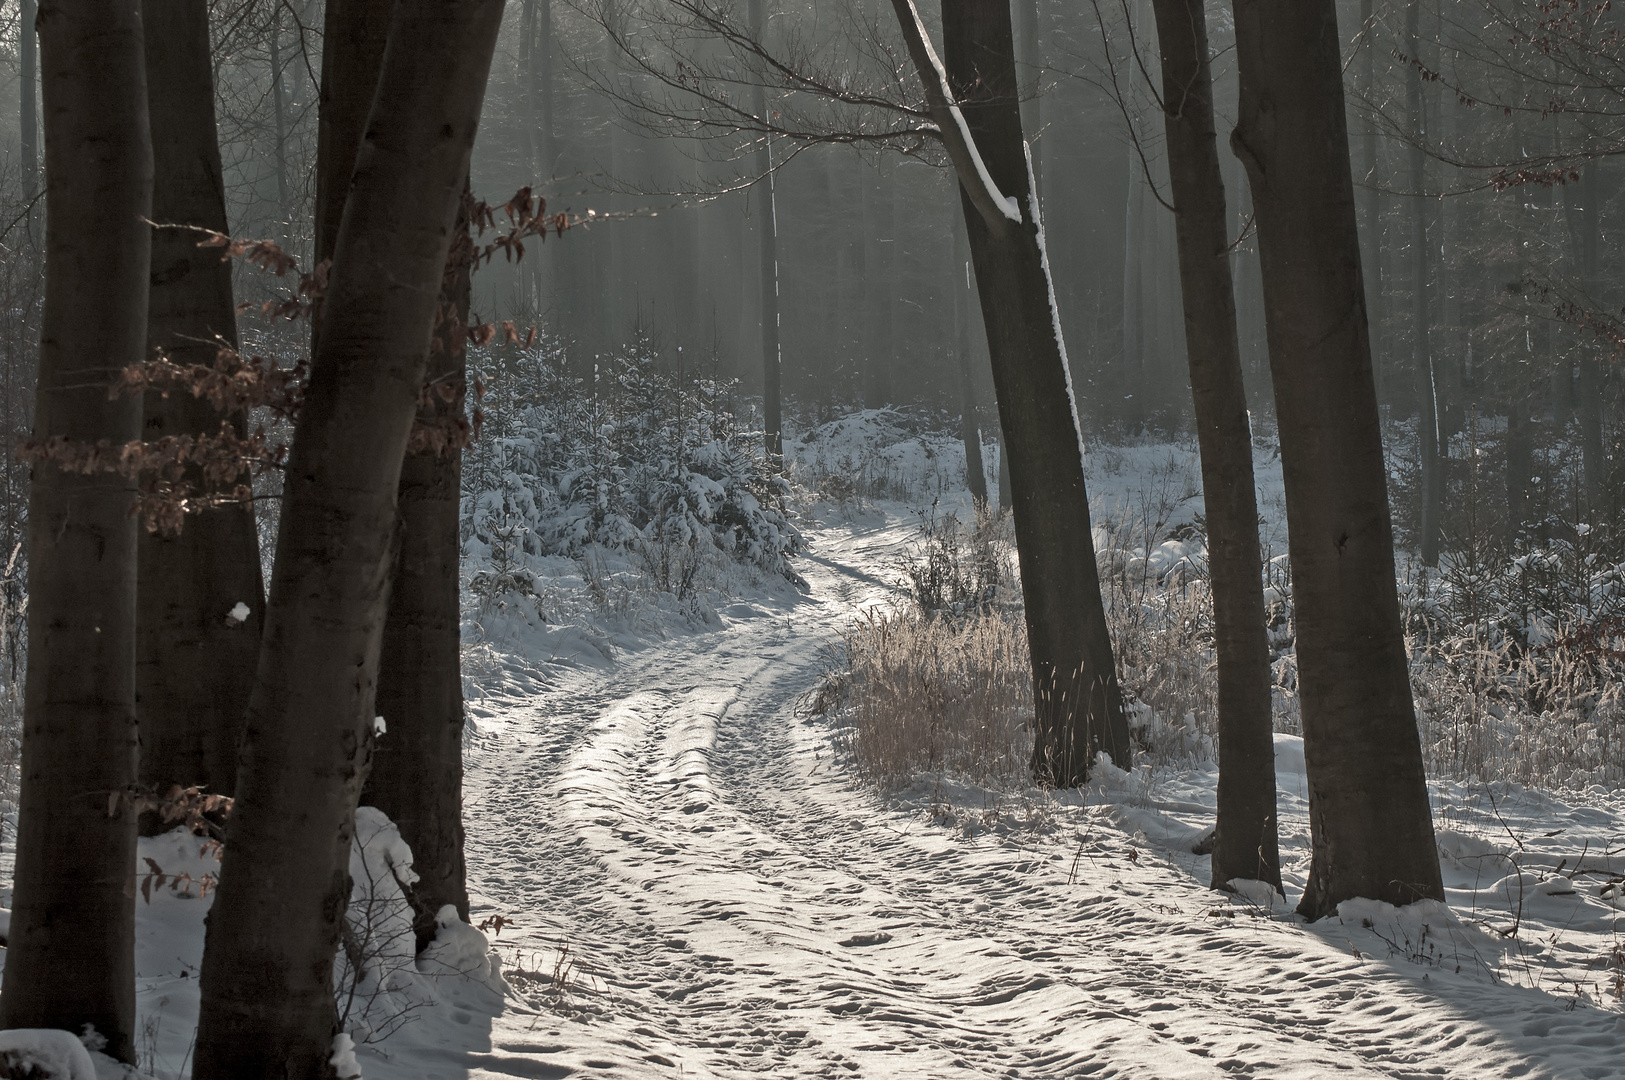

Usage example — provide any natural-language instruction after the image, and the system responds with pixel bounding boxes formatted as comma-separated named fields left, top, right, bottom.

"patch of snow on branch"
left=1027, top=142, right=1088, bottom=474
left=896, top=0, right=1021, bottom=224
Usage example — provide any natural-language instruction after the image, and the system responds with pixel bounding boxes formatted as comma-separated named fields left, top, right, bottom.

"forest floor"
left=26, top=432, right=1625, bottom=1080
left=365, top=502, right=1623, bottom=1080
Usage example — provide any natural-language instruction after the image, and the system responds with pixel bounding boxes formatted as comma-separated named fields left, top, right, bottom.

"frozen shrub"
left=462, top=328, right=803, bottom=603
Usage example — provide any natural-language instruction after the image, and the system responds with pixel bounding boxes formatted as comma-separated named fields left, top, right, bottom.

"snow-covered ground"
left=11, top=426, right=1625, bottom=1079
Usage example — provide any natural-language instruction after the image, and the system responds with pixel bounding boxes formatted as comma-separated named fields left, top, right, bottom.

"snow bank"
left=0, top=1029, right=96, bottom=1080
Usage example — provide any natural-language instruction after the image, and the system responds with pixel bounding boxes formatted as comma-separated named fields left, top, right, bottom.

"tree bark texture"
left=313, top=0, right=394, bottom=273
left=1408, top=0, right=1441, bottom=566
left=934, top=0, right=1131, bottom=783
left=192, top=0, right=505, bottom=1073
left=1148, top=0, right=1280, bottom=893
left=20, top=0, right=37, bottom=198
left=366, top=194, right=472, bottom=950
left=0, top=0, right=150, bottom=1059
left=1577, top=161, right=1604, bottom=511
left=316, top=0, right=471, bottom=953
left=748, top=0, right=781, bottom=461
left=137, top=0, right=266, bottom=813
left=1357, top=0, right=1384, bottom=405
left=952, top=211, right=987, bottom=506
left=1231, top=0, right=1443, bottom=919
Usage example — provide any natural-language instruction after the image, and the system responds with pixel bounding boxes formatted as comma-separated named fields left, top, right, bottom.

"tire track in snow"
left=460, top=518, right=1625, bottom=1080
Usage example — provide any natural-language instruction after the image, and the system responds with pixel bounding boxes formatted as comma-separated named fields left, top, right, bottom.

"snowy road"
left=381, top=512, right=1625, bottom=1080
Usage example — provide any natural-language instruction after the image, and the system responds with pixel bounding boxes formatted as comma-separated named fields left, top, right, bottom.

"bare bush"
left=822, top=606, right=1033, bottom=790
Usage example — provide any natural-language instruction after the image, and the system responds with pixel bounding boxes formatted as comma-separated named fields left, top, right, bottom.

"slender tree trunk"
left=1122, top=134, right=1144, bottom=424
left=1409, top=0, right=1440, bottom=565
left=866, top=156, right=896, bottom=409
left=952, top=211, right=988, bottom=505
left=137, top=0, right=266, bottom=812
left=1577, top=161, right=1604, bottom=512
left=1506, top=389, right=1533, bottom=547
left=0, top=0, right=150, bottom=1060
left=901, top=0, right=1129, bottom=782
left=747, top=0, right=781, bottom=460
left=538, top=0, right=553, bottom=180
left=1148, top=0, right=1279, bottom=893
left=1358, top=0, right=1384, bottom=406
left=997, top=436, right=1011, bottom=512
left=365, top=193, right=472, bottom=950
left=193, top=0, right=505, bottom=1073
left=1231, top=0, right=1443, bottom=918
left=269, top=5, right=289, bottom=222
left=19, top=0, right=37, bottom=199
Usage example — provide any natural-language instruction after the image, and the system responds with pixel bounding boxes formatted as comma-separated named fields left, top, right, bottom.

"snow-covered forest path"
left=385, top=512, right=1625, bottom=1080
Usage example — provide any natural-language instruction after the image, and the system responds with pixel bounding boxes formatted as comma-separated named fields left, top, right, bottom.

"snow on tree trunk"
left=933, top=0, right=1131, bottom=784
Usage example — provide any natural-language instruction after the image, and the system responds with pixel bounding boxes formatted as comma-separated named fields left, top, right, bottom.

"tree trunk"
left=1231, top=0, right=1443, bottom=919
left=1577, top=161, right=1604, bottom=512
left=865, top=155, right=896, bottom=409
left=137, top=0, right=266, bottom=812
left=1505, top=390, right=1533, bottom=547
left=192, top=0, right=505, bottom=1073
left=365, top=193, right=472, bottom=951
left=747, top=0, right=781, bottom=460
left=315, top=0, right=470, bottom=955
left=268, top=4, right=289, bottom=221
left=1121, top=134, right=1144, bottom=424
left=910, top=0, right=1130, bottom=783
left=1016, top=0, right=1040, bottom=195
left=952, top=211, right=988, bottom=505
left=20, top=0, right=37, bottom=199
left=997, top=438, right=1011, bottom=512
left=1358, top=0, right=1384, bottom=406
left=1148, top=0, right=1280, bottom=894
left=1408, top=0, right=1441, bottom=566
left=0, top=0, right=150, bottom=1060
left=313, top=0, right=394, bottom=278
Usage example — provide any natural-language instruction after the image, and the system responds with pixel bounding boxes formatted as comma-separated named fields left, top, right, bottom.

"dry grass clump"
left=1410, top=622, right=1625, bottom=788
left=822, top=445, right=1625, bottom=795
left=829, top=607, right=1032, bottom=789
left=812, top=503, right=1032, bottom=790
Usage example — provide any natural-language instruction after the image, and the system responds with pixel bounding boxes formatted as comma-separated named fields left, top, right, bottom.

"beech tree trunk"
left=1231, top=0, right=1443, bottom=919
left=1148, top=0, right=1280, bottom=894
left=192, top=0, right=505, bottom=1073
left=1409, top=0, right=1441, bottom=566
left=366, top=196, right=472, bottom=950
left=913, top=0, right=1130, bottom=782
left=20, top=0, right=36, bottom=199
left=313, top=0, right=394, bottom=281
left=747, top=0, right=781, bottom=460
left=1577, top=161, right=1604, bottom=512
left=952, top=212, right=987, bottom=506
left=1121, top=136, right=1144, bottom=422
left=865, top=155, right=896, bottom=410
left=314, top=0, right=471, bottom=952
left=1358, top=0, right=1384, bottom=404
left=137, top=0, right=266, bottom=814
left=0, top=0, right=150, bottom=1060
